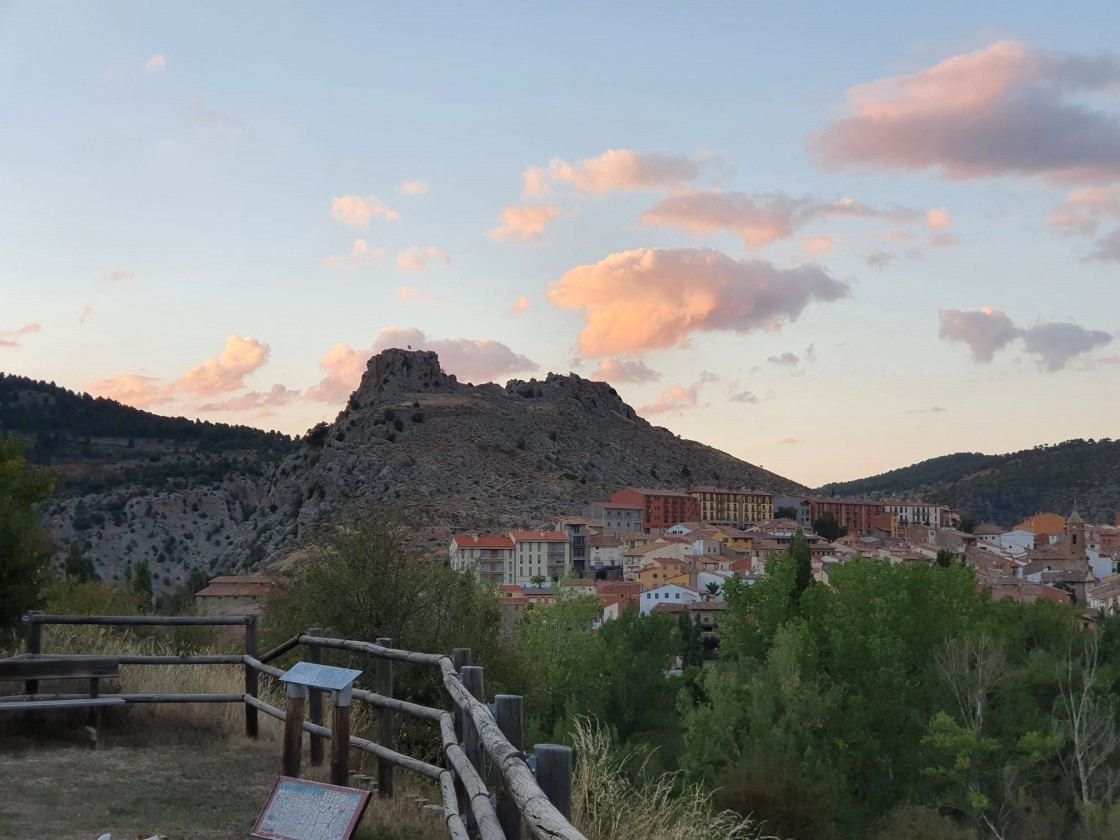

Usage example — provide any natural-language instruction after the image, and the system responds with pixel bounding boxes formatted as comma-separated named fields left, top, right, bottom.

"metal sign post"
left=279, top=662, right=362, bottom=786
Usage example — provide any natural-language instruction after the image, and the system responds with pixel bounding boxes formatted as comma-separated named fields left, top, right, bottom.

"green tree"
left=774, top=505, right=799, bottom=521
left=0, top=435, right=54, bottom=629
left=935, top=548, right=957, bottom=568
left=63, top=540, right=95, bottom=582
left=812, top=511, right=847, bottom=541
left=791, top=530, right=813, bottom=601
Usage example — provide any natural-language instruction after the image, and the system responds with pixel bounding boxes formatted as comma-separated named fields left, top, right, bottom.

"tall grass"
left=570, top=720, right=782, bottom=840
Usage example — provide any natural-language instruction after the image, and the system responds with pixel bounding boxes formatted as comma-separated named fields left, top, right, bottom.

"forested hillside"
left=819, top=439, right=1120, bottom=526
left=0, top=372, right=296, bottom=589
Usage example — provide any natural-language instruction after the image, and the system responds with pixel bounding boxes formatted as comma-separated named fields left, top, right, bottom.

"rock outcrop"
left=240, top=349, right=807, bottom=566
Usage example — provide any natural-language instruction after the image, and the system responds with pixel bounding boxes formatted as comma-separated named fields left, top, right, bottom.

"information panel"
left=252, top=776, right=371, bottom=840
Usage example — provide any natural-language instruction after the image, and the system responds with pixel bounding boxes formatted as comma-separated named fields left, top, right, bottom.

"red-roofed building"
left=450, top=534, right=515, bottom=586
left=195, top=575, right=274, bottom=641
left=610, top=488, right=699, bottom=533
left=509, top=530, right=572, bottom=585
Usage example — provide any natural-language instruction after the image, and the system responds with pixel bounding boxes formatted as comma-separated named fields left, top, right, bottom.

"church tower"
left=1065, top=509, right=1087, bottom=562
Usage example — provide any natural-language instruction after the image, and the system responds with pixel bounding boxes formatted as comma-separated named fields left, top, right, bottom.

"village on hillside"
left=196, top=486, right=1120, bottom=638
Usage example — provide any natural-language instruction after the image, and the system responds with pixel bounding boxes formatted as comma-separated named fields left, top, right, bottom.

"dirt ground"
left=0, top=731, right=444, bottom=840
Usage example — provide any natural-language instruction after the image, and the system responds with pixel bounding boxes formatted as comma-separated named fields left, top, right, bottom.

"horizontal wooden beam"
left=0, top=697, right=125, bottom=712
left=22, top=614, right=252, bottom=626
left=0, top=657, right=118, bottom=681
left=23, top=653, right=244, bottom=666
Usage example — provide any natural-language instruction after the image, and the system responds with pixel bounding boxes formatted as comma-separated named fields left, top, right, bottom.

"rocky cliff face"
left=240, top=349, right=807, bottom=566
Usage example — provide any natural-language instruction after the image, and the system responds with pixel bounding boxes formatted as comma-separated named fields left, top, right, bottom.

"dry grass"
left=570, top=720, right=781, bottom=840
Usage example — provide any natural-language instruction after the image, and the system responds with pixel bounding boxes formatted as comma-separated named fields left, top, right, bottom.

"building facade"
left=449, top=535, right=515, bottom=586
left=509, top=530, right=572, bottom=585
left=610, top=488, right=699, bottom=533
left=689, top=486, right=774, bottom=528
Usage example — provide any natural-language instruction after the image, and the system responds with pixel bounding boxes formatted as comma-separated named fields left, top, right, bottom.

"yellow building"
left=689, top=487, right=774, bottom=528
left=1014, top=512, right=1066, bottom=535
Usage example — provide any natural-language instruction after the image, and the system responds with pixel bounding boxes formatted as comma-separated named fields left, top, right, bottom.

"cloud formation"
left=1021, top=322, right=1113, bottom=371
left=396, top=285, right=441, bottom=304
left=810, top=41, right=1120, bottom=182
left=729, top=391, right=760, bottom=404
left=939, top=308, right=1112, bottom=370
left=548, top=247, right=850, bottom=357
left=397, top=245, right=450, bottom=270
left=187, top=96, right=240, bottom=129
left=330, top=195, right=400, bottom=228
left=1089, top=228, right=1120, bottom=262
left=589, top=358, right=661, bottom=384
left=508, top=296, right=531, bottom=316
left=197, top=384, right=299, bottom=412
left=523, top=149, right=702, bottom=198
left=396, top=180, right=429, bottom=196
left=641, top=190, right=913, bottom=250
left=178, top=336, right=270, bottom=396
left=640, top=384, right=700, bottom=415
left=87, top=374, right=173, bottom=410
left=487, top=205, right=558, bottom=242
left=103, top=270, right=135, bottom=283
left=0, top=322, right=41, bottom=348
left=145, top=54, right=166, bottom=73
left=322, top=239, right=387, bottom=268
left=938, top=307, right=1021, bottom=362
left=767, top=352, right=800, bottom=366
left=927, top=209, right=953, bottom=230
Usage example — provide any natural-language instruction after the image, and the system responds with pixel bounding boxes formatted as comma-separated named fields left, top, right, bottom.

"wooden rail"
left=15, top=614, right=587, bottom=840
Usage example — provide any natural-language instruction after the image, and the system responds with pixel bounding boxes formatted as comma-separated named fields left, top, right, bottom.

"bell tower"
left=1065, top=509, right=1087, bottom=562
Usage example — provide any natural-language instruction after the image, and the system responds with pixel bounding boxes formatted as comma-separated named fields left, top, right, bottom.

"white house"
left=449, top=535, right=515, bottom=586
left=999, top=530, right=1036, bottom=555
left=508, top=530, right=571, bottom=586
left=640, top=584, right=701, bottom=615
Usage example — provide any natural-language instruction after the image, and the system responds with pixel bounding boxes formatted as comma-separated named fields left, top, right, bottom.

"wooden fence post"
left=244, top=615, right=259, bottom=739
left=450, top=648, right=472, bottom=825
left=308, top=627, right=324, bottom=766
left=461, top=666, right=486, bottom=779
left=533, top=744, right=572, bottom=821
left=496, top=694, right=524, bottom=840
left=331, top=685, right=352, bottom=787
left=24, top=611, right=42, bottom=696
left=282, top=681, right=307, bottom=778
left=375, top=637, right=394, bottom=798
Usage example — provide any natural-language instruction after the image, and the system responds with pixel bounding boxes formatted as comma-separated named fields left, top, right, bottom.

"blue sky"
left=2, top=2, right=1119, bottom=486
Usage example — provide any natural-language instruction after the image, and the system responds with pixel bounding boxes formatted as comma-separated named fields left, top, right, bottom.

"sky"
left=2, top=2, right=1119, bottom=488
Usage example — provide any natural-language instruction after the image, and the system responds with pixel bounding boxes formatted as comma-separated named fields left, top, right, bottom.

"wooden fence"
left=9, top=613, right=588, bottom=840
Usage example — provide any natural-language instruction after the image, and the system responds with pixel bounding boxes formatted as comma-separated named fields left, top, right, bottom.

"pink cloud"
left=640, top=384, right=700, bottom=415
left=87, top=374, right=173, bottom=410
left=0, top=322, right=41, bottom=347
left=305, top=344, right=371, bottom=403
left=810, top=41, right=1120, bottom=182
left=548, top=247, right=849, bottom=357
left=79, top=306, right=94, bottom=324
left=102, top=270, right=135, bottom=283
left=397, top=245, right=450, bottom=270
left=938, top=307, right=1021, bottom=362
left=641, top=190, right=913, bottom=250
left=926, top=209, right=953, bottom=230
left=802, top=235, right=834, bottom=256
left=177, top=336, right=270, bottom=396
left=145, top=54, right=166, bottom=73
left=508, top=296, right=531, bottom=316
left=523, top=149, right=702, bottom=198
left=1048, top=187, right=1120, bottom=241
left=396, top=180, right=429, bottom=196
left=928, top=233, right=959, bottom=248
left=322, top=239, right=387, bottom=268
left=197, top=384, right=299, bottom=412
left=589, top=358, right=661, bottom=384
left=396, top=285, right=441, bottom=304
left=329, top=195, right=400, bottom=228
left=487, top=205, right=557, bottom=242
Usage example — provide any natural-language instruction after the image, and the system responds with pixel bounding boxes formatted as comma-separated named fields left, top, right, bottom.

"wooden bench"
left=0, top=657, right=124, bottom=746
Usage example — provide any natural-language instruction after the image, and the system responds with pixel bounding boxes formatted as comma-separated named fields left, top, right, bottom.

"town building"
left=509, top=530, right=572, bottom=585
left=808, top=497, right=885, bottom=536
left=609, top=488, right=699, bottom=533
left=582, top=501, right=643, bottom=534
left=688, top=486, right=773, bottom=528
left=449, top=534, right=515, bottom=586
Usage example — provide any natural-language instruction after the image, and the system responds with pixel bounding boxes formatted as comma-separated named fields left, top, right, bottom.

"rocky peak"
left=350, top=349, right=459, bottom=405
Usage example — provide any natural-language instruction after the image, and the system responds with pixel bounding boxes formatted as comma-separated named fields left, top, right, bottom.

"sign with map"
left=252, top=776, right=371, bottom=840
